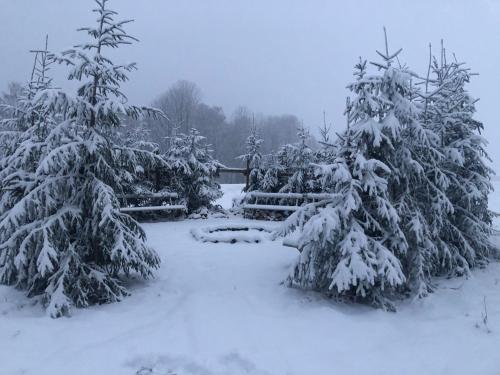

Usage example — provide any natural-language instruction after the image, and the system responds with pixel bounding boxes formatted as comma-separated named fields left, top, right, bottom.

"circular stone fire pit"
left=190, top=224, right=275, bottom=244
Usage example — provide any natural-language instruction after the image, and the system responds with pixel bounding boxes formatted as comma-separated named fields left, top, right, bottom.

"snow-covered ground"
left=214, top=183, right=245, bottom=210
left=1, top=183, right=500, bottom=375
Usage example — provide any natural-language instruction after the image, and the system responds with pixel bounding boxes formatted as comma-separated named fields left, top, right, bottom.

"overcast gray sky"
left=1, top=0, right=499, bottom=170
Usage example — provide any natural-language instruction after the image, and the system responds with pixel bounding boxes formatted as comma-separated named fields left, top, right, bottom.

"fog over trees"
left=104, top=79, right=314, bottom=182
left=0, top=78, right=314, bottom=183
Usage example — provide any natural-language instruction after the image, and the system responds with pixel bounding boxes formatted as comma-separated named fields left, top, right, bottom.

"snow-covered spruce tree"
left=238, top=123, right=263, bottom=192
left=0, top=95, right=25, bottom=163
left=164, top=127, right=223, bottom=213
left=258, top=154, right=284, bottom=192
left=252, top=123, right=320, bottom=195
left=0, top=0, right=164, bottom=317
left=115, top=117, right=163, bottom=200
left=0, top=42, right=55, bottom=219
left=280, top=58, right=407, bottom=309
left=279, top=124, right=314, bottom=193
left=0, top=127, right=20, bottom=160
left=0, top=91, right=25, bottom=160
left=314, top=111, right=337, bottom=165
left=0, top=49, right=53, bottom=161
left=425, top=49, right=495, bottom=275
left=363, top=37, right=455, bottom=298
left=0, top=82, right=23, bottom=125
left=117, top=118, right=159, bottom=152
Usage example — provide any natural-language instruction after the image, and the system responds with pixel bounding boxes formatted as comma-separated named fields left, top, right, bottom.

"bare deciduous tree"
left=153, top=80, right=201, bottom=135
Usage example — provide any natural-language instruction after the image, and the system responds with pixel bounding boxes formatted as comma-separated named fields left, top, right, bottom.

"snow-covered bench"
left=241, top=191, right=335, bottom=219
left=117, top=192, right=187, bottom=218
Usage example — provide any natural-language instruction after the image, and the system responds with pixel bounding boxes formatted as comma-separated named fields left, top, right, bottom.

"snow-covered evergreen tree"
left=117, top=117, right=159, bottom=153
left=0, top=82, right=23, bottom=125
left=115, top=117, right=163, bottom=199
left=258, top=155, right=284, bottom=192
left=239, top=124, right=313, bottom=195
left=0, top=40, right=55, bottom=221
left=0, top=53, right=51, bottom=159
left=281, top=58, right=407, bottom=308
left=164, top=127, right=223, bottom=213
left=372, top=52, right=446, bottom=298
left=314, top=111, right=337, bottom=165
left=238, top=123, right=263, bottom=192
left=279, top=124, right=314, bottom=193
left=280, top=33, right=495, bottom=306
left=0, top=0, right=164, bottom=317
left=425, top=49, right=495, bottom=276
left=0, top=96, right=25, bottom=161
left=239, top=123, right=263, bottom=168
left=355, top=34, right=455, bottom=298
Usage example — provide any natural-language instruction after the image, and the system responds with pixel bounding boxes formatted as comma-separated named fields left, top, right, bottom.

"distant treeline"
left=0, top=80, right=316, bottom=183
left=127, top=80, right=316, bottom=182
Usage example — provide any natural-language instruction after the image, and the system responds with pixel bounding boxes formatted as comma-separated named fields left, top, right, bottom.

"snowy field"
left=1, top=183, right=500, bottom=375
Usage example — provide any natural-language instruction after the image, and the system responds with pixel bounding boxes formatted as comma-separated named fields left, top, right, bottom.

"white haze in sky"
left=1, top=0, right=499, bottom=170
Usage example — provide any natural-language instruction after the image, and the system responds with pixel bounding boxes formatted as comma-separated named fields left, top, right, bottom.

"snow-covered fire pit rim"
left=190, top=224, right=275, bottom=244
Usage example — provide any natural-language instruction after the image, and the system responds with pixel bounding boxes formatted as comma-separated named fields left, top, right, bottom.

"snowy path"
left=0, top=184, right=500, bottom=374
left=214, top=183, right=245, bottom=210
